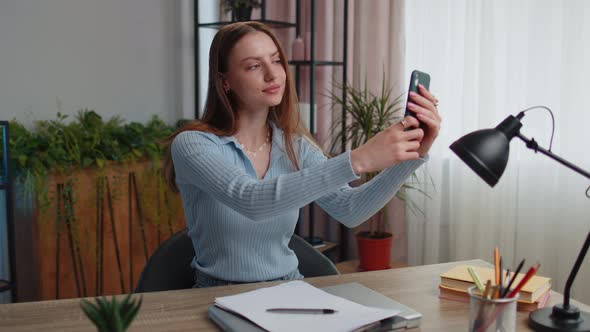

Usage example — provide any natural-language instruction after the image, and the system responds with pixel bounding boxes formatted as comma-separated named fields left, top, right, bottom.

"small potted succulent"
left=222, top=0, right=261, bottom=22
left=80, top=294, right=143, bottom=332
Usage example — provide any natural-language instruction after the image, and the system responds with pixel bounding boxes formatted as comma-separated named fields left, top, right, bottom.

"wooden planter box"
left=13, top=161, right=186, bottom=301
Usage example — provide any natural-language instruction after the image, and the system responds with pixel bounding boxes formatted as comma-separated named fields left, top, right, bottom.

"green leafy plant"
left=8, top=110, right=174, bottom=210
left=328, top=76, right=431, bottom=238
left=80, top=294, right=142, bottom=332
left=221, top=0, right=261, bottom=13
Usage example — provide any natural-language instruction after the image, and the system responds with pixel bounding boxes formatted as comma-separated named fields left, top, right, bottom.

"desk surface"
left=1, top=259, right=588, bottom=331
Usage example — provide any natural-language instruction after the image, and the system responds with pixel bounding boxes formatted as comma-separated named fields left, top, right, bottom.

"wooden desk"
left=336, top=259, right=409, bottom=274
left=1, top=259, right=588, bottom=331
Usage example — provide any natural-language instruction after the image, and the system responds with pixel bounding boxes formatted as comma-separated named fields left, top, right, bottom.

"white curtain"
left=404, top=0, right=590, bottom=304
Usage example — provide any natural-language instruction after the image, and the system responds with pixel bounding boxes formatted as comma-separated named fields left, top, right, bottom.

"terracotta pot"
left=355, top=231, right=393, bottom=271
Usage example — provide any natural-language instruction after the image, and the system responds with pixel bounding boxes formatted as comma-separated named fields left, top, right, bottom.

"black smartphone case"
left=404, top=70, right=431, bottom=120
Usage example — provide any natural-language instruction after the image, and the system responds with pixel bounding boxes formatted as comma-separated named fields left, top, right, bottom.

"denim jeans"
left=193, top=269, right=304, bottom=288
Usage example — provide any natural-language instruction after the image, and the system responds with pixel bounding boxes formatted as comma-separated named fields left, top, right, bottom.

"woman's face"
left=222, top=31, right=286, bottom=112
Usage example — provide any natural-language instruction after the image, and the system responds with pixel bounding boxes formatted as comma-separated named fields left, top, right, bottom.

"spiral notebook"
left=208, top=282, right=421, bottom=332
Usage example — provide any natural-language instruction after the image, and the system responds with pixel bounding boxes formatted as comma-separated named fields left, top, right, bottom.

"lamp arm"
left=516, top=133, right=590, bottom=179
left=517, top=132, right=590, bottom=310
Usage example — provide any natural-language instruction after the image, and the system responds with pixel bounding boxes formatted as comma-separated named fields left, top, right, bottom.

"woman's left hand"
left=406, top=84, right=442, bottom=157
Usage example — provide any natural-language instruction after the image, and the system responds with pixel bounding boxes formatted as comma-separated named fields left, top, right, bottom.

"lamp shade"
left=449, top=129, right=510, bottom=187
left=449, top=115, right=524, bottom=187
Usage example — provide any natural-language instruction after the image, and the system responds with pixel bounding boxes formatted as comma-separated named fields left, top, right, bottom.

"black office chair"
left=135, top=228, right=339, bottom=293
left=135, top=229, right=196, bottom=293
left=288, top=234, right=340, bottom=277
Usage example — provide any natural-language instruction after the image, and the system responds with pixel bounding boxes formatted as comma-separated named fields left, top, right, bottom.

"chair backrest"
left=134, top=229, right=195, bottom=293
left=135, top=230, right=339, bottom=293
left=288, top=234, right=340, bottom=278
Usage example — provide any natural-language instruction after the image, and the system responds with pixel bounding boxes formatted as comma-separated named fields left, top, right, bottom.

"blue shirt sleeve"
left=299, top=136, right=427, bottom=228
left=171, top=130, right=361, bottom=220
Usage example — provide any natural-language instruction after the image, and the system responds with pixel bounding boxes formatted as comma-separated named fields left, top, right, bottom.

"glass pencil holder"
left=467, top=285, right=519, bottom=332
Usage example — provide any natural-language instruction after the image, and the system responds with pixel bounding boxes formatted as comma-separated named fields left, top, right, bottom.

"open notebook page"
left=214, top=280, right=400, bottom=332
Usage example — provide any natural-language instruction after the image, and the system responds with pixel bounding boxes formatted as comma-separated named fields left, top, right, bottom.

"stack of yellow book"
left=439, top=265, right=552, bottom=312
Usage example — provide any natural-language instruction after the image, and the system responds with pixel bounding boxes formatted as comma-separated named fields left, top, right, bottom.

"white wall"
left=0, top=0, right=191, bottom=126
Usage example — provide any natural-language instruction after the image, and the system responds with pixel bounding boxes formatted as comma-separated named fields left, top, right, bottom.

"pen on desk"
left=266, top=308, right=337, bottom=314
left=468, top=267, right=485, bottom=293
left=507, top=262, right=540, bottom=298
left=501, top=258, right=525, bottom=298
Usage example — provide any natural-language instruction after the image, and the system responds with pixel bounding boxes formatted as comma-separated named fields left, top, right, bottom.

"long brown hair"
left=164, top=21, right=316, bottom=192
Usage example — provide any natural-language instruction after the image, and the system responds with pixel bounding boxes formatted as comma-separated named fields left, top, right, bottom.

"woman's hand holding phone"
left=407, top=84, right=441, bottom=157
left=404, top=70, right=441, bottom=157
left=350, top=116, right=423, bottom=175
left=350, top=71, right=442, bottom=175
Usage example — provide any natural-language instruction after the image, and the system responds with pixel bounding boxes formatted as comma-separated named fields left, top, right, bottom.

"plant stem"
left=105, top=176, right=126, bottom=293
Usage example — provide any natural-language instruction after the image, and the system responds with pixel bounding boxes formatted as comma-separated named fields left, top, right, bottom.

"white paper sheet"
left=214, top=281, right=400, bottom=332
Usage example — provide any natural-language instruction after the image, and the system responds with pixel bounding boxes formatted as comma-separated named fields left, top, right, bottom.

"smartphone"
left=404, top=70, right=431, bottom=122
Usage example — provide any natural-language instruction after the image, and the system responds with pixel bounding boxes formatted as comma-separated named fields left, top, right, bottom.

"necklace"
left=236, top=130, right=270, bottom=159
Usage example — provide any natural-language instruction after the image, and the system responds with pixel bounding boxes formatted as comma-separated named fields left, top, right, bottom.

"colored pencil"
left=501, top=258, right=525, bottom=298
left=494, top=247, right=500, bottom=286
left=468, top=267, right=485, bottom=293
left=507, top=262, right=540, bottom=299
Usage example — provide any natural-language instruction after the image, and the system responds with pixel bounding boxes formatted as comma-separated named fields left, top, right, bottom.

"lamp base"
left=529, top=304, right=590, bottom=331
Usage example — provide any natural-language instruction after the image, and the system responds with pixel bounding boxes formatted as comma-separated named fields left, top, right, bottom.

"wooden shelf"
left=315, top=241, right=338, bottom=253
left=335, top=260, right=409, bottom=274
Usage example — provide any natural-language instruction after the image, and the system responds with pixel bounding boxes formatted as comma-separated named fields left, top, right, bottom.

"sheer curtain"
left=404, top=0, right=590, bottom=304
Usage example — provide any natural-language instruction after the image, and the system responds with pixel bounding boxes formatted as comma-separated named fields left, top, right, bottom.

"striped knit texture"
left=171, top=122, right=426, bottom=282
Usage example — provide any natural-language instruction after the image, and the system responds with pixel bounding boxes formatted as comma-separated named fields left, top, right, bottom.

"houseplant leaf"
left=80, top=295, right=142, bottom=332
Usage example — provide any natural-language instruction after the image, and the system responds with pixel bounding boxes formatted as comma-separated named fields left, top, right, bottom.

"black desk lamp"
left=450, top=109, right=590, bottom=331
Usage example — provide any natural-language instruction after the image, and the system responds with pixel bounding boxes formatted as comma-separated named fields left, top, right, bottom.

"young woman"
left=164, top=22, right=441, bottom=288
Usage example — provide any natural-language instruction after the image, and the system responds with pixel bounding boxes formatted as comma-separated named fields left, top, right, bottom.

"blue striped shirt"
left=171, top=122, right=426, bottom=282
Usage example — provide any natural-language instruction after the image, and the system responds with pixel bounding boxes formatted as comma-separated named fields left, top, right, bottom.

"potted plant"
left=8, top=111, right=185, bottom=301
left=80, top=294, right=142, bottom=332
left=222, top=0, right=261, bottom=22
left=328, top=76, right=429, bottom=271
